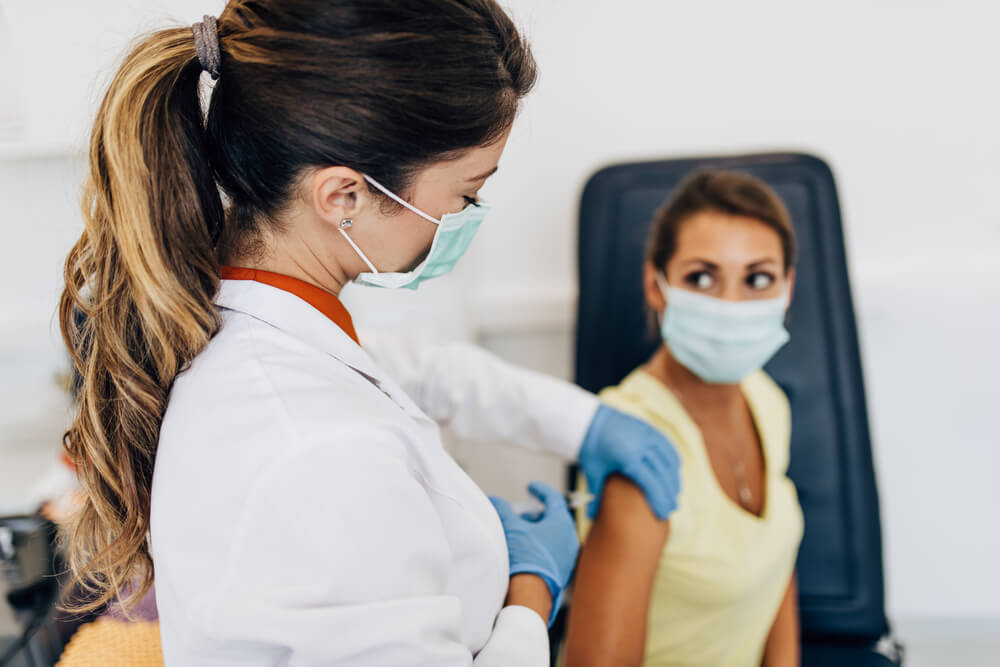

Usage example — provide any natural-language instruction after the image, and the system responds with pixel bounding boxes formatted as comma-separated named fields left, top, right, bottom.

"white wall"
left=479, top=0, right=1000, bottom=624
left=1, top=0, right=997, bottom=625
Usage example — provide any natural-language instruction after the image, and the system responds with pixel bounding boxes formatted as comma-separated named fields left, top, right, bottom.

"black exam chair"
left=563, top=153, right=902, bottom=665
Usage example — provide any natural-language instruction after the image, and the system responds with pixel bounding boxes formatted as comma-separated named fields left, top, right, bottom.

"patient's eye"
left=746, top=272, right=775, bottom=290
left=685, top=271, right=715, bottom=290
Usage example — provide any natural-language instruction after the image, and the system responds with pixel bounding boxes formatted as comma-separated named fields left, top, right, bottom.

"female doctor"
left=58, top=1, right=680, bottom=664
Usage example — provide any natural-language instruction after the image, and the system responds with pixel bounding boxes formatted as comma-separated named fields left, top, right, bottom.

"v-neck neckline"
left=632, top=369, right=771, bottom=522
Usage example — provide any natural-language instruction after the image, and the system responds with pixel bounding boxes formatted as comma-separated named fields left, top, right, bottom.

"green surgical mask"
left=340, top=175, right=491, bottom=290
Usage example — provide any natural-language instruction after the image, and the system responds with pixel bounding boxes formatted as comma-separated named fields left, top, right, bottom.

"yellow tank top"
left=576, top=369, right=804, bottom=667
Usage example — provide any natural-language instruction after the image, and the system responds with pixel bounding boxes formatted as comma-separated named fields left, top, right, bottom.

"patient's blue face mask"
left=655, top=273, right=790, bottom=384
left=339, top=174, right=491, bottom=290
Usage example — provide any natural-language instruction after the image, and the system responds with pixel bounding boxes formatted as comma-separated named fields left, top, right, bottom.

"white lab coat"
left=150, top=279, right=599, bottom=666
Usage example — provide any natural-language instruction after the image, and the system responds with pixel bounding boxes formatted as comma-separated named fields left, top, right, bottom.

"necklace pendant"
left=739, top=486, right=753, bottom=507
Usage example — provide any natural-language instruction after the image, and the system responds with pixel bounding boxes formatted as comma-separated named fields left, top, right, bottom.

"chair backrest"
left=574, top=153, right=889, bottom=640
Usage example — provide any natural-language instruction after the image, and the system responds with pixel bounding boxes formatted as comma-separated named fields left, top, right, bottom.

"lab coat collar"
left=214, top=279, right=384, bottom=384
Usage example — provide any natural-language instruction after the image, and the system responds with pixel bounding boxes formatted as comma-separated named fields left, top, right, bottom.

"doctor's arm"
left=200, top=434, right=549, bottom=667
left=362, top=332, right=598, bottom=459
left=562, top=476, right=671, bottom=667
left=362, top=333, right=682, bottom=520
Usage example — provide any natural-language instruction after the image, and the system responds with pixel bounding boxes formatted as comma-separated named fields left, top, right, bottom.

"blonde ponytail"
left=59, top=26, right=223, bottom=612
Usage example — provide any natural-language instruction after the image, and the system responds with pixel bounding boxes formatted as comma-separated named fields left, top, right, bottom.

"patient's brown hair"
left=647, top=170, right=797, bottom=273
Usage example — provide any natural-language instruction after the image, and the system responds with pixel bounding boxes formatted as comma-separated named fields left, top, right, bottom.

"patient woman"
left=563, top=171, right=804, bottom=667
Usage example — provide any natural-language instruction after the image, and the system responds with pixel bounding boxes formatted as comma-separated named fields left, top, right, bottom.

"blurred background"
left=1, top=0, right=997, bottom=664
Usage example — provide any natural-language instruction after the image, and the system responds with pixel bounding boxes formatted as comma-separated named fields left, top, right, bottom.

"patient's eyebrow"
left=747, top=258, right=780, bottom=269
left=466, top=166, right=498, bottom=182
left=681, top=258, right=719, bottom=270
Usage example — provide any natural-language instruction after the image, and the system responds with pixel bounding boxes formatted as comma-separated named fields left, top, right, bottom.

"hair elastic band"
left=192, top=15, right=221, bottom=80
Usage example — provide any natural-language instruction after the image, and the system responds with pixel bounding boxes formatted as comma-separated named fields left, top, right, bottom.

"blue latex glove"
left=489, top=481, right=579, bottom=627
left=579, top=404, right=681, bottom=520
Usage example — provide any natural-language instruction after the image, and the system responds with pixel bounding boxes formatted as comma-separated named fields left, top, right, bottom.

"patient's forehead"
left=672, top=211, right=784, bottom=267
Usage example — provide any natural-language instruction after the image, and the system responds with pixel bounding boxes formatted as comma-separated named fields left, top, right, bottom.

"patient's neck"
left=646, top=346, right=744, bottom=414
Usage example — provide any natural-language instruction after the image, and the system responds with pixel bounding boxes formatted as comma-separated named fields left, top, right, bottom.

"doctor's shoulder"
left=162, top=309, right=415, bottom=460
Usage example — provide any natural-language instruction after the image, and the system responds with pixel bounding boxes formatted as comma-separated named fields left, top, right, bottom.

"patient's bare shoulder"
left=596, top=475, right=671, bottom=546
left=564, top=476, right=670, bottom=666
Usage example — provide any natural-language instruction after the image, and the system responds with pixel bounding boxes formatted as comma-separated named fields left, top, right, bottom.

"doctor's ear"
left=643, top=262, right=667, bottom=313
left=308, top=166, right=372, bottom=224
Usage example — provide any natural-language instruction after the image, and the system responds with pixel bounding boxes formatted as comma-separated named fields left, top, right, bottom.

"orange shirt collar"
left=219, top=266, right=359, bottom=345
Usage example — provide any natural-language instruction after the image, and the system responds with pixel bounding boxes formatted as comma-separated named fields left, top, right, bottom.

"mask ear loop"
left=363, top=174, right=441, bottom=225
left=653, top=272, right=671, bottom=298
left=652, top=271, right=672, bottom=331
left=338, top=218, right=379, bottom=274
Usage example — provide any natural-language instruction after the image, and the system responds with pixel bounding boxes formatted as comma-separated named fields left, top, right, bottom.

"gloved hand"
left=579, top=404, right=681, bottom=520
left=489, top=481, right=579, bottom=627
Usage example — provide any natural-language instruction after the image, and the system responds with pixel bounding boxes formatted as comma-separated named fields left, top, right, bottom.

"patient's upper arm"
left=563, top=475, right=671, bottom=667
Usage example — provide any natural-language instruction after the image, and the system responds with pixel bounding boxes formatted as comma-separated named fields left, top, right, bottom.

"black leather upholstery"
left=802, top=640, right=901, bottom=667
left=573, top=154, right=892, bottom=646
